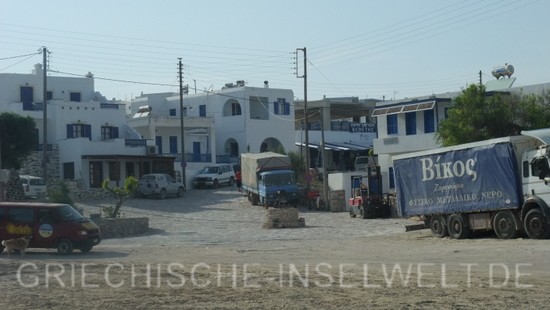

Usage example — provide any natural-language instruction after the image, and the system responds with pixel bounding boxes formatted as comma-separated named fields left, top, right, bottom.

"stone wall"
left=92, top=217, right=149, bottom=238
left=262, top=207, right=305, bottom=229
left=20, top=144, right=60, bottom=181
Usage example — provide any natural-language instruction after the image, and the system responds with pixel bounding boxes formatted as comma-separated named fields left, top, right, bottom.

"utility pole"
left=320, top=104, right=330, bottom=211
left=296, top=48, right=310, bottom=191
left=479, top=70, right=483, bottom=87
left=42, top=46, right=48, bottom=181
left=178, top=58, right=186, bottom=188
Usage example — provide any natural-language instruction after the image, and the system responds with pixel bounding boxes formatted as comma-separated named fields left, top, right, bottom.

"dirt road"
left=1, top=187, right=549, bottom=309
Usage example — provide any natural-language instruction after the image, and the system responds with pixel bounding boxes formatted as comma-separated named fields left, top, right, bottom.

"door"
left=89, top=161, right=103, bottom=188
left=193, top=142, right=201, bottom=162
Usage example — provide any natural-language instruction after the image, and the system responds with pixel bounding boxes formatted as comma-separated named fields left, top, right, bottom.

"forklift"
left=348, top=165, right=391, bottom=219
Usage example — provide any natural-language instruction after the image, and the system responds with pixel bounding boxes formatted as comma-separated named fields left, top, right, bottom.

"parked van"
left=0, top=202, right=101, bottom=255
left=20, top=175, right=47, bottom=199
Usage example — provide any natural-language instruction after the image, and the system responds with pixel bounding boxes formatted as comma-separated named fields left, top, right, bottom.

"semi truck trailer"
left=393, top=129, right=550, bottom=239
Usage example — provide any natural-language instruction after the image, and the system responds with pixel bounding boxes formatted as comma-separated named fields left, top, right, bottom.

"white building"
left=128, top=81, right=296, bottom=186
left=0, top=64, right=172, bottom=189
left=372, top=81, right=550, bottom=194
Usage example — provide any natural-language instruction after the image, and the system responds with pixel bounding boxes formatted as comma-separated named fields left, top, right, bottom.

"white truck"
left=393, top=128, right=550, bottom=239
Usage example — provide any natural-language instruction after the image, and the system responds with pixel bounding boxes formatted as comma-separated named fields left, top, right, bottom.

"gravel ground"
left=1, top=186, right=550, bottom=309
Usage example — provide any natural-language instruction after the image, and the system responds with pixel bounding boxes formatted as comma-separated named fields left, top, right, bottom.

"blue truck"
left=241, top=152, right=299, bottom=207
left=393, top=129, right=550, bottom=239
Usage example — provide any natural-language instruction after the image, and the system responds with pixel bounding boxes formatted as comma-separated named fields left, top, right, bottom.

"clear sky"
left=1, top=0, right=548, bottom=102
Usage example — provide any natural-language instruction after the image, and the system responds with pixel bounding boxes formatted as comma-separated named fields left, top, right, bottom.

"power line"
left=0, top=51, right=40, bottom=61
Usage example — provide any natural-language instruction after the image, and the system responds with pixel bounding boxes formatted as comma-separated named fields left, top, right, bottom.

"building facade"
left=128, top=81, right=296, bottom=185
left=0, top=64, right=172, bottom=190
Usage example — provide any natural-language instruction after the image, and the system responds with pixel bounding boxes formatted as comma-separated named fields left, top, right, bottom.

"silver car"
left=138, top=173, right=185, bottom=199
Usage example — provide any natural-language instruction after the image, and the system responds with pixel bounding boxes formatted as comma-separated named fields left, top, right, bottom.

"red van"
left=0, top=202, right=101, bottom=255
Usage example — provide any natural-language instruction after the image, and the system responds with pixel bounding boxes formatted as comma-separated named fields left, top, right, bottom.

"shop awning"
left=295, top=141, right=371, bottom=151
left=372, top=100, right=435, bottom=116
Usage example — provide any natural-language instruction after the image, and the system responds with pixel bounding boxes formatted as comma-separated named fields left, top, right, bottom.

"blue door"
left=193, top=142, right=201, bottom=162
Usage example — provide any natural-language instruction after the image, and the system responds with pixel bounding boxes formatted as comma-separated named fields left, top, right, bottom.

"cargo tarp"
left=394, top=143, right=521, bottom=217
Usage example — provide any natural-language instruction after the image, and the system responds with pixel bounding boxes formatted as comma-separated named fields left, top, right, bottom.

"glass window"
left=405, top=112, right=416, bottom=135
left=169, top=108, right=176, bottom=116
left=8, top=208, right=35, bottom=223
left=387, top=114, right=398, bottom=135
left=69, top=92, right=81, bottom=102
left=424, top=110, right=435, bottom=133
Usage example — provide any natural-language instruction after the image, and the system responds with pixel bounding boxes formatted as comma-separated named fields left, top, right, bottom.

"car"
left=193, top=164, right=236, bottom=188
left=138, top=173, right=185, bottom=199
left=20, top=175, right=47, bottom=199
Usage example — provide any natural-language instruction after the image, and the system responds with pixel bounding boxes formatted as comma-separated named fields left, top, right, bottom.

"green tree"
left=101, top=176, right=139, bottom=218
left=0, top=113, right=37, bottom=169
left=437, top=85, right=550, bottom=146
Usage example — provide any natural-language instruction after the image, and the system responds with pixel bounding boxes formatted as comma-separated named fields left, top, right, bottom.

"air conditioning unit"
left=147, top=146, right=157, bottom=155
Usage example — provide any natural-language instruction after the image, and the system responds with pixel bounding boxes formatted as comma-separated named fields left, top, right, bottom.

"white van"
left=20, top=175, right=47, bottom=199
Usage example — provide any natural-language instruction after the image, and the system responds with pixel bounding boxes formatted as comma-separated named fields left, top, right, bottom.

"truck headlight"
left=80, top=230, right=88, bottom=235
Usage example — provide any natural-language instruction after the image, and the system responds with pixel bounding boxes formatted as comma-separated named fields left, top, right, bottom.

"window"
left=424, top=110, right=435, bottom=133
left=231, top=102, right=241, bottom=116
left=199, top=105, right=206, bottom=117
left=274, top=98, right=290, bottom=115
left=20, top=86, right=33, bottom=104
left=67, top=124, right=91, bottom=140
left=169, top=108, right=176, bottom=116
left=63, top=162, right=75, bottom=179
left=47, top=91, right=53, bottom=100
left=169, top=136, right=178, bottom=154
left=405, top=112, right=416, bottom=135
left=387, top=114, right=398, bottom=135
left=101, top=126, right=119, bottom=140
left=70, top=92, right=81, bottom=102
left=8, top=208, right=34, bottom=223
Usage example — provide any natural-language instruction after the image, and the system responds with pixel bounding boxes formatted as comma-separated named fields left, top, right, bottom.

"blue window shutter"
left=66, top=124, right=73, bottom=138
left=199, top=105, right=206, bottom=117
left=274, top=102, right=279, bottom=115
left=112, top=127, right=119, bottom=138
left=285, top=101, right=290, bottom=115
left=85, top=124, right=92, bottom=140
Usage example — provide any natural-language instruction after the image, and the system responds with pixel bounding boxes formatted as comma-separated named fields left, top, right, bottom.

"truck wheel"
left=228, top=177, right=234, bottom=186
left=213, top=180, right=219, bottom=188
left=447, top=214, right=471, bottom=239
left=493, top=210, right=518, bottom=239
left=430, top=215, right=448, bottom=238
left=177, top=187, right=184, bottom=197
left=523, top=208, right=550, bottom=239
left=251, top=193, right=259, bottom=206
left=57, top=239, right=74, bottom=255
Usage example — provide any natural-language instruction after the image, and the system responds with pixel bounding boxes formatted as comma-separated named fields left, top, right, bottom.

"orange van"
left=0, top=202, right=101, bottom=255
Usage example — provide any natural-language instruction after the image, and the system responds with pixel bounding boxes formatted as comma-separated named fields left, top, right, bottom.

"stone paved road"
left=79, top=187, right=418, bottom=250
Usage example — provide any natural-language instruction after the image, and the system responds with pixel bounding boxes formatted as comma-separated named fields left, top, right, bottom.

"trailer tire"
left=523, top=208, right=550, bottom=239
left=493, top=210, right=518, bottom=239
left=448, top=214, right=471, bottom=239
left=430, top=215, right=448, bottom=238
